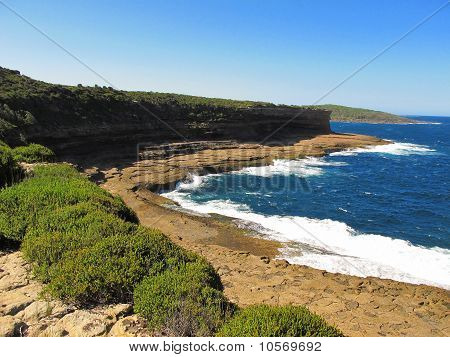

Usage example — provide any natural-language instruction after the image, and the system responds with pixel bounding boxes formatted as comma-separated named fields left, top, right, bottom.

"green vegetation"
left=0, top=141, right=55, bottom=188
left=134, top=260, right=235, bottom=336
left=217, top=305, right=343, bottom=337
left=0, top=164, right=137, bottom=242
left=0, top=144, right=22, bottom=187
left=0, top=164, right=190, bottom=305
left=21, top=202, right=138, bottom=281
left=42, top=227, right=189, bottom=304
left=0, top=101, right=35, bottom=137
left=11, top=143, right=55, bottom=163
left=0, top=67, right=272, bottom=112
left=309, top=104, right=411, bottom=123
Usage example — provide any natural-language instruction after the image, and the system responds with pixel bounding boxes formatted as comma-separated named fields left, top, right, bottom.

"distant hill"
left=310, top=104, right=416, bottom=124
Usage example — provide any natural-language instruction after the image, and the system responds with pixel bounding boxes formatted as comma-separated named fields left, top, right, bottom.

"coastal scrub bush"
left=217, top=305, right=343, bottom=337
left=0, top=144, right=23, bottom=188
left=21, top=202, right=139, bottom=280
left=12, top=143, right=55, bottom=163
left=134, top=259, right=235, bottom=336
left=0, top=164, right=137, bottom=241
left=43, top=226, right=189, bottom=304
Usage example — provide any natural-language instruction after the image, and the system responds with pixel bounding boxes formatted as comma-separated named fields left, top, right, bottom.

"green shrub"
left=43, top=226, right=188, bottom=304
left=217, top=305, right=343, bottom=337
left=31, top=164, right=79, bottom=178
left=11, top=143, right=55, bottom=163
left=0, top=164, right=137, bottom=241
left=0, top=145, right=23, bottom=188
left=134, top=260, right=234, bottom=336
left=21, top=202, right=139, bottom=280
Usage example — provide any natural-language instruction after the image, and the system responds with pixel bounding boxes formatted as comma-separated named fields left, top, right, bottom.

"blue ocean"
left=163, top=116, right=450, bottom=289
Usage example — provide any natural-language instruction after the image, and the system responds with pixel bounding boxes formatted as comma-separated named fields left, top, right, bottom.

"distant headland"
left=310, top=104, right=416, bottom=124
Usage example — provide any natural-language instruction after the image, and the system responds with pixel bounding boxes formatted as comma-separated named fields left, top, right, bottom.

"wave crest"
left=235, top=157, right=347, bottom=178
left=330, top=142, right=437, bottom=157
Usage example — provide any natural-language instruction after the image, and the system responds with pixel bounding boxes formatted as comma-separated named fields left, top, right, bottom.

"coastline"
left=97, top=133, right=449, bottom=336
left=2, top=132, right=448, bottom=336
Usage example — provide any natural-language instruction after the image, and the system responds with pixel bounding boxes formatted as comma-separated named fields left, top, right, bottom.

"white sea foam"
left=176, top=174, right=206, bottom=191
left=162, top=191, right=450, bottom=289
left=403, top=122, right=442, bottom=125
left=234, top=142, right=437, bottom=178
left=330, top=142, right=437, bottom=157
left=235, top=157, right=347, bottom=178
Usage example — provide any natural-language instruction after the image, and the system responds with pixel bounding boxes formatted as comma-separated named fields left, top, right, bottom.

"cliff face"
left=0, top=67, right=331, bottom=155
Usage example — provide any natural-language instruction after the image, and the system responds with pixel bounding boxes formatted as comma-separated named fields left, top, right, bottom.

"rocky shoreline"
left=1, top=133, right=449, bottom=337
left=98, top=133, right=449, bottom=336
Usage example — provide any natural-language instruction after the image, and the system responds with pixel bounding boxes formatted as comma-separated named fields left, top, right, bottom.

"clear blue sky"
left=1, top=0, right=449, bottom=115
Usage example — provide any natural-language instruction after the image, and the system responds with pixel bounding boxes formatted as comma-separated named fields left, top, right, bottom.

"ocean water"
left=162, top=116, right=450, bottom=289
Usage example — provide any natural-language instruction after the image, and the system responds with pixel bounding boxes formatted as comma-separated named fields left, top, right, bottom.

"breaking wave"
left=161, top=191, right=450, bottom=289
left=234, top=157, right=347, bottom=178
left=329, top=142, right=437, bottom=157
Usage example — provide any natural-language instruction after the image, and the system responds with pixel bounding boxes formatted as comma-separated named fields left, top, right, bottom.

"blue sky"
left=1, top=0, right=449, bottom=115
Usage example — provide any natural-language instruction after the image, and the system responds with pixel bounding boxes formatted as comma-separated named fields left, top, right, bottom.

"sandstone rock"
left=109, top=315, right=149, bottom=337
left=39, top=310, right=116, bottom=337
left=345, top=301, right=360, bottom=310
left=105, top=303, right=132, bottom=319
left=0, top=252, right=30, bottom=292
left=34, top=324, right=69, bottom=337
left=15, top=300, right=67, bottom=323
left=0, top=288, right=35, bottom=316
left=0, top=315, right=27, bottom=337
left=273, top=259, right=290, bottom=268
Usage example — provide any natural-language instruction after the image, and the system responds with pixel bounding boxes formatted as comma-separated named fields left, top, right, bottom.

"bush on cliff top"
left=0, top=142, right=55, bottom=189
left=134, top=260, right=235, bottom=336
left=11, top=143, right=55, bottom=163
left=0, top=144, right=22, bottom=188
left=217, top=305, right=343, bottom=337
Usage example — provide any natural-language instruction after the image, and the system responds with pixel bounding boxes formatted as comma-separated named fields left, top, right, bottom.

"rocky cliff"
left=0, top=67, right=331, bottom=157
